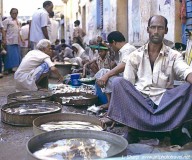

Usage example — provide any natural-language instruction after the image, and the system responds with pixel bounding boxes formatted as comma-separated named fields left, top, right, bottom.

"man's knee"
left=112, top=77, right=124, bottom=86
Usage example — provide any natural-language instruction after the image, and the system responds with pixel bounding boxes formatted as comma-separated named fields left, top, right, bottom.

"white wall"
left=64, top=0, right=118, bottom=44
left=64, top=0, right=177, bottom=46
left=128, top=0, right=176, bottom=46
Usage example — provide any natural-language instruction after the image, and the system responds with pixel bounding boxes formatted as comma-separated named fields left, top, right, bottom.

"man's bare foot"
left=99, top=116, right=115, bottom=130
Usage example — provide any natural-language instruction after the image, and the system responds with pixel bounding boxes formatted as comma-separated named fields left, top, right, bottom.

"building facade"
left=63, top=0, right=182, bottom=46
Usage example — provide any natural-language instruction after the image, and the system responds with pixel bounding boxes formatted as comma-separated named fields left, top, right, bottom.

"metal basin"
left=49, top=62, right=79, bottom=78
left=7, top=90, right=52, bottom=103
left=1, top=101, right=62, bottom=126
left=52, top=92, right=98, bottom=106
left=27, top=129, right=128, bottom=160
left=33, top=113, right=103, bottom=135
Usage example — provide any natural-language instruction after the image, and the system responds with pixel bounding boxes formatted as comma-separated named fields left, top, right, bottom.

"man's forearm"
left=186, top=72, right=192, bottom=84
left=106, top=63, right=125, bottom=78
left=42, top=27, right=49, bottom=40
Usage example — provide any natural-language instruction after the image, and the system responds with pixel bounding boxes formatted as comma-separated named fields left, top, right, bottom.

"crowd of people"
left=0, top=1, right=192, bottom=144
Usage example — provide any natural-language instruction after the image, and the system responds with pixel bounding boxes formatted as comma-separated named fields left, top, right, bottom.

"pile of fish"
left=33, top=138, right=110, bottom=160
left=40, top=121, right=103, bottom=131
left=49, top=84, right=95, bottom=95
left=79, top=77, right=95, bottom=82
left=4, top=104, right=61, bottom=115
left=61, top=96, right=89, bottom=104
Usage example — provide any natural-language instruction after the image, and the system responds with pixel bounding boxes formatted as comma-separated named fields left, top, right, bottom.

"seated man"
left=105, top=15, right=192, bottom=142
left=82, top=43, right=116, bottom=77
left=59, top=43, right=74, bottom=61
left=14, top=39, right=64, bottom=91
left=95, top=31, right=136, bottom=110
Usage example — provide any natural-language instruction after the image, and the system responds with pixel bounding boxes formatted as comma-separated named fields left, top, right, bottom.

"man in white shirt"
left=14, top=39, right=64, bottom=91
left=105, top=15, right=192, bottom=143
left=30, top=1, right=53, bottom=49
left=95, top=31, right=136, bottom=110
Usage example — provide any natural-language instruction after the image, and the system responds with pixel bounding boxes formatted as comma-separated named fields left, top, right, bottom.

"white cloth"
left=30, top=8, right=50, bottom=43
left=118, top=43, right=136, bottom=63
left=71, top=43, right=89, bottom=66
left=48, top=18, right=59, bottom=44
left=14, top=50, right=55, bottom=91
left=20, top=24, right=29, bottom=47
left=124, top=43, right=192, bottom=105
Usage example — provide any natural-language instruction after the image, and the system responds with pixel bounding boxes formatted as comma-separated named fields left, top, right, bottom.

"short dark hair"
left=49, top=11, right=54, bottom=18
left=61, top=43, right=67, bottom=48
left=148, top=15, right=168, bottom=28
left=61, top=39, right=66, bottom=43
left=43, top=1, right=53, bottom=8
left=107, top=31, right=126, bottom=43
left=74, top=20, right=80, bottom=25
left=10, top=8, right=18, bottom=14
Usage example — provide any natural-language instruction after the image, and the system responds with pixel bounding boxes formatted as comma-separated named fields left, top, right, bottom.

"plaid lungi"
left=95, top=68, right=121, bottom=93
left=108, top=77, right=192, bottom=132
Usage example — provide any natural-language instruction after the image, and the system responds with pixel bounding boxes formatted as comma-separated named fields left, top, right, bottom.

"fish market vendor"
left=14, top=39, right=64, bottom=91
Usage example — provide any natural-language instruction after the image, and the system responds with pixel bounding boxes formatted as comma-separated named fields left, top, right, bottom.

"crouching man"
left=14, top=39, right=64, bottom=91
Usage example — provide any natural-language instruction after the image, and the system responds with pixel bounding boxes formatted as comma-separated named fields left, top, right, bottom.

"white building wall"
left=155, top=0, right=175, bottom=42
left=64, top=0, right=177, bottom=46
left=128, top=0, right=176, bottom=46
left=64, top=0, right=118, bottom=44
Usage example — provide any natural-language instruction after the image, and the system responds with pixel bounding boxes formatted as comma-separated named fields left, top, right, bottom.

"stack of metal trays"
left=52, top=92, right=98, bottom=106
left=33, top=113, right=104, bottom=135
left=7, top=90, right=53, bottom=103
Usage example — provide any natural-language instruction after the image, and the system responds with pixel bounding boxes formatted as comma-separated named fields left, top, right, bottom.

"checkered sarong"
left=108, top=77, right=192, bottom=132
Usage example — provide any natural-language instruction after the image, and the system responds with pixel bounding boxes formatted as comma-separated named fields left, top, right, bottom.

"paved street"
left=0, top=74, right=192, bottom=160
left=0, top=74, right=32, bottom=160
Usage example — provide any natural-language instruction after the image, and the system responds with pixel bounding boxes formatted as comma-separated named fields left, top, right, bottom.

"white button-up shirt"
left=118, top=43, right=136, bottom=63
left=30, top=8, right=50, bottom=43
left=124, top=43, right=192, bottom=105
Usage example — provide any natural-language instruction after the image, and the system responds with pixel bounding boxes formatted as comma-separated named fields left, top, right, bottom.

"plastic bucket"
left=95, top=83, right=108, bottom=104
left=70, top=73, right=81, bottom=86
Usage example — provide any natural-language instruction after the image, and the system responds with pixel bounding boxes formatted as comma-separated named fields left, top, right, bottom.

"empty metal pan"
left=27, top=129, right=128, bottom=160
left=7, top=90, right=52, bottom=103
left=52, top=92, right=98, bottom=106
left=1, top=100, right=62, bottom=126
left=33, top=113, right=103, bottom=135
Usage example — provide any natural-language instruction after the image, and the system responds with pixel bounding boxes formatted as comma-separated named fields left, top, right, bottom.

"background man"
left=3, top=8, right=23, bottom=74
left=30, top=1, right=53, bottom=49
left=14, top=39, right=64, bottom=92
left=95, top=31, right=136, bottom=110
left=73, top=20, right=86, bottom=43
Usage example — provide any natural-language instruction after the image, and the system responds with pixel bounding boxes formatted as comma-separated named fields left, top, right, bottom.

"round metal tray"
left=33, top=113, right=103, bottom=135
left=1, top=100, right=62, bottom=126
left=27, top=129, right=128, bottom=160
left=52, top=92, right=98, bottom=106
left=7, top=90, right=52, bottom=103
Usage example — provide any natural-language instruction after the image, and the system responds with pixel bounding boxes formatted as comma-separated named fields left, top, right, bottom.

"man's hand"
left=96, top=74, right=109, bottom=88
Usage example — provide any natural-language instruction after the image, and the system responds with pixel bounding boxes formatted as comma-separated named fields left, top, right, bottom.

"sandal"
left=99, top=116, right=116, bottom=130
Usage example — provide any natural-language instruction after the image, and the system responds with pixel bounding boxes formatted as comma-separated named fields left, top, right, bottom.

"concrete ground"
left=0, top=74, right=192, bottom=160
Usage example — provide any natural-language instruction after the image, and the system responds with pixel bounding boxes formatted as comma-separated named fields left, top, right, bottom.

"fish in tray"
left=33, top=138, right=110, bottom=160
left=40, top=121, right=103, bottom=131
left=60, top=96, right=89, bottom=104
left=4, top=104, right=60, bottom=115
